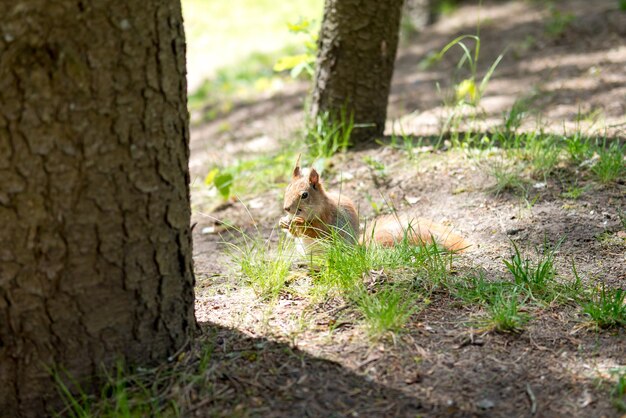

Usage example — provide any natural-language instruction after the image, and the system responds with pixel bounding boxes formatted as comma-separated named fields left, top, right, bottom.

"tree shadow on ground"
left=189, top=320, right=623, bottom=418
left=192, top=322, right=426, bottom=417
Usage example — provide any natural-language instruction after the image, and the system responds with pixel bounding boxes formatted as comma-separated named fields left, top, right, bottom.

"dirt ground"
left=189, top=1, right=625, bottom=417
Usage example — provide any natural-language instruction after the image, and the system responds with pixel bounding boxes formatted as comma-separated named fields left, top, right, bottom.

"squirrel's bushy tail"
left=360, top=213, right=470, bottom=252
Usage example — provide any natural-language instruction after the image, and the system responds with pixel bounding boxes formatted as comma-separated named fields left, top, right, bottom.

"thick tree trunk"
left=310, top=0, right=404, bottom=143
left=0, top=1, right=195, bottom=416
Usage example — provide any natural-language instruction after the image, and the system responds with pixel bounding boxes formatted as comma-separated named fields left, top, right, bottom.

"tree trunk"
left=0, top=1, right=195, bottom=416
left=310, top=0, right=404, bottom=143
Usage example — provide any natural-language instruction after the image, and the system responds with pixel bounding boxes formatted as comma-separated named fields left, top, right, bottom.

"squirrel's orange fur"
left=279, top=158, right=469, bottom=253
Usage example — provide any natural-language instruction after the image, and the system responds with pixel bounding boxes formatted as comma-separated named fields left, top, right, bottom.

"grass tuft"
left=225, top=228, right=295, bottom=300
left=591, top=141, right=626, bottom=183
left=306, top=108, right=354, bottom=160
left=53, top=362, right=175, bottom=418
left=483, top=289, right=529, bottom=333
left=583, top=285, right=626, bottom=329
left=355, top=287, right=419, bottom=338
left=503, top=239, right=562, bottom=303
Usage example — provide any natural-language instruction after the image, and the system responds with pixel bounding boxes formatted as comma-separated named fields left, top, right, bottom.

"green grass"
left=561, top=182, right=586, bottom=200
left=355, top=287, right=419, bottom=338
left=503, top=240, right=562, bottom=303
left=544, top=3, right=575, bottom=37
left=564, top=132, right=593, bottom=163
left=453, top=273, right=514, bottom=306
left=303, top=225, right=455, bottom=336
left=483, top=289, right=529, bottom=333
left=306, top=108, right=355, bottom=160
left=315, top=225, right=453, bottom=294
left=203, top=145, right=301, bottom=202
left=222, top=217, right=454, bottom=338
left=225, top=228, right=296, bottom=300
left=53, top=362, right=177, bottom=418
left=487, top=159, right=527, bottom=197
left=480, top=129, right=624, bottom=200
left=501, top=98, right=531, bottom=136
left=592, top=141, right=626, bottom=183
left=187, top=51, right=280, bottom=112
left=583, top=285, right=626, bottom=329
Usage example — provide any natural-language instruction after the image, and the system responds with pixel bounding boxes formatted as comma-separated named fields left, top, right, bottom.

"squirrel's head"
left=283, top=156, right=326, bottom=221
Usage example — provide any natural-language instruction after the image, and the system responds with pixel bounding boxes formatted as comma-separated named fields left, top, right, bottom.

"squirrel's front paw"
left=279, top=215, right=305, bottom=235
left=279, top=215, right=291, bottom=230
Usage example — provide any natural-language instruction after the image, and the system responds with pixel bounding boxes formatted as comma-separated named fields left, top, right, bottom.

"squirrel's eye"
left=301, top=192, right=309, bottom=199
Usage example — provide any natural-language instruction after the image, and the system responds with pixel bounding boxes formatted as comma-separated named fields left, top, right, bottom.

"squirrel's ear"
left=292, top=154, right=302, bottom=178
left=309, top=168, right=319, bottom=188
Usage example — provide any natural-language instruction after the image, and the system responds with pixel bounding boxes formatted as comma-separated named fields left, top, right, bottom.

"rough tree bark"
left=0, top=0, right=195, bottom=416
left=310, top=0, right=404, bottom=143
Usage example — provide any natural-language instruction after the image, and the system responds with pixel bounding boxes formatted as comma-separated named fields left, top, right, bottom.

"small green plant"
left=564, top=133, right=593, bottom=163
left=363, top=156, right=388, bottom=180
left=488, top=160, right=527, bottom=196
left=503, top=240, right=562, bottom=303
left=431, top=34, right=504, bottom=107
left=524, top=134, right=562, bottom=178
left=561, top=182, right=586, bottom=200
left=306, top=108, right=354, bottom=160
left=483, top=289, right=529, bottom=333
left=315, top=234, right=372, bottom=295
left=426, top=31, right=505, bottom=148
left=273, top=18, right=318, bottom=79
left=620, top=0, right=626, bottom=11
left=591, top=141, right=625, bottom=183
left=355, top=287, right=418, bottom=338
left=497, top=132, right=562, bottom=179
left=583, top=285, right=626, bottom=329
left=501, top=99, right=530, bottom=136
left=544, top=4, right=575, bottom=37
left=204, top=168, right=235, bottom=200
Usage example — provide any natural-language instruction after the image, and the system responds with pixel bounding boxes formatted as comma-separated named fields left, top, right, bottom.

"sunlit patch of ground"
left=188, top=1, right=625, bottom=416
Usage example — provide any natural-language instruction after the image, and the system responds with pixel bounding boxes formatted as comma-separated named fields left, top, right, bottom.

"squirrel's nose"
left=284, top=205, right=291, bottom=213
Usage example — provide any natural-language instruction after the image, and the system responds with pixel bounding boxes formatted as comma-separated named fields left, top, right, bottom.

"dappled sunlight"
left=187, top=0, right=625, bottom=416
left=388, top=0, right=626, bottom=138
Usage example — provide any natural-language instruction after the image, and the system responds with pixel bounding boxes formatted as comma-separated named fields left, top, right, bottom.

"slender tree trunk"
left=0, top=1, right=195, bottom=416
left=310, top=0, right=404, bottom=143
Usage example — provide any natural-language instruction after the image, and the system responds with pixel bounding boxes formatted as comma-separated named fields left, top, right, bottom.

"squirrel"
left=279, top=157, right=469, bottom=255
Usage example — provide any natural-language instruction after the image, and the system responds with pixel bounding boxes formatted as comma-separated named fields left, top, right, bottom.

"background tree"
left=310, top=0, right=405, bottom=143
left=0, top=0, right=195, bottom=416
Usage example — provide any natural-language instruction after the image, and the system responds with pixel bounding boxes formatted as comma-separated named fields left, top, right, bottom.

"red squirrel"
left=279, top=158, right=469, bottom=254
